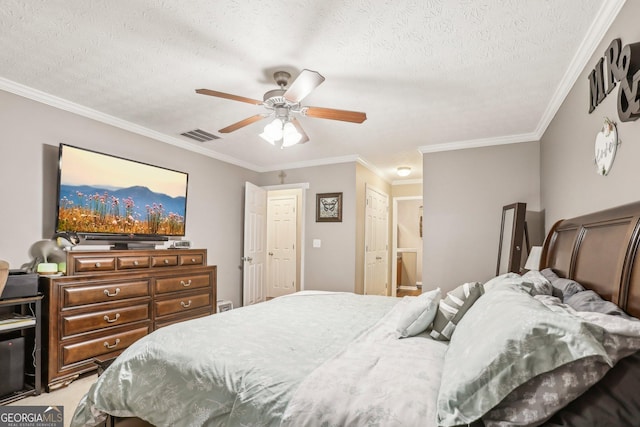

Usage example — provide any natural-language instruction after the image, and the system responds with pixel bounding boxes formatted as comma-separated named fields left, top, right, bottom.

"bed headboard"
left=541, top=201, right=640, bottom=318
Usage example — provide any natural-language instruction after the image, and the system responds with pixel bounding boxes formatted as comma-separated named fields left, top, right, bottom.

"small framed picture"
left=316, top=192, right=343, bottom=222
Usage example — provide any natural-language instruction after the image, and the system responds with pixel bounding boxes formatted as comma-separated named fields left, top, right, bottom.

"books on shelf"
left=0, top=312, right=35, bottom=331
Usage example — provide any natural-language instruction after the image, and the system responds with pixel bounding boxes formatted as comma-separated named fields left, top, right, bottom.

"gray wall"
left=0, top=89, right=258, bottom=307
left=422, top=141, right=541, bottom=293
left=541, top=0, right=640, bottom=226
left=257, top=163, right=357, bottom=292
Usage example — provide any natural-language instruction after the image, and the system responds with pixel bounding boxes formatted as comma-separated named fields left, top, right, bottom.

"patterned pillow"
left=483, top=357, right=610, bottom=427
left=545, top=350, right=640, bottom=426
left=482, top=296, right=640, bottom=427
left=396, top=288, right=441, bottom=338
left=436, top=286, right=640, bottom=427
left=430, top=282, right=484, bottom=341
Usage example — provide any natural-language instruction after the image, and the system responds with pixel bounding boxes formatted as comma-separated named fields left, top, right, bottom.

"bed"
left=71, top=201, right=640, bottom=427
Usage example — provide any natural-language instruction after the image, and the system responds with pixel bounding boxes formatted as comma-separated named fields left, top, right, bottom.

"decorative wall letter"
left=589, top=38, right=640, bottom=122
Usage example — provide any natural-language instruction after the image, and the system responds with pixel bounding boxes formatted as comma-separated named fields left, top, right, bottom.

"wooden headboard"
left=541, top=201, right=640, bottom=318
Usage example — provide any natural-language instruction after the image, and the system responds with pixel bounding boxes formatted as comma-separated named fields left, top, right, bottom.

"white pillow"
left=396, top=288, right=441, bottom=338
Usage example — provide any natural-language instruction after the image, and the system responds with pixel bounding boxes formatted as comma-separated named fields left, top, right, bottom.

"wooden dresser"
left=39, top=248, right=216, bottom=391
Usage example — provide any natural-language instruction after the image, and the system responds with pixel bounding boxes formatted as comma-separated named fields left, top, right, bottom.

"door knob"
left=268, top=252, right=274, bottom=256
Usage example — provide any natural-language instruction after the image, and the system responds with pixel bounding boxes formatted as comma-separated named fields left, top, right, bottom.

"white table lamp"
left=524, top=246, right=543, bottom=271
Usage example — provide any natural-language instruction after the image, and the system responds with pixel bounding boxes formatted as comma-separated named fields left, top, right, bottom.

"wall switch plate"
left=313, top=239, right=321, bottom=248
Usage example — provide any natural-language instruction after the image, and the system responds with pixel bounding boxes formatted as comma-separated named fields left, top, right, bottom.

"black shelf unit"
left=0, top=294, right=42, bottom=404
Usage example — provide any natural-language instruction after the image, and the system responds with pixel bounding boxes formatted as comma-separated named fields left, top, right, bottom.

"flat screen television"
left=55, top=144, right=189, bottom=249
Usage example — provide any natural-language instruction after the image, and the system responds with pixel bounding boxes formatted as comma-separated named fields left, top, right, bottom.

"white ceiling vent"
left=180, top=129, right=220, bottom=142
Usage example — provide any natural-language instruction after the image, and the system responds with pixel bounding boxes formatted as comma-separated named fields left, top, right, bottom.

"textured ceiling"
left=0, top=1, right=623, bottom=181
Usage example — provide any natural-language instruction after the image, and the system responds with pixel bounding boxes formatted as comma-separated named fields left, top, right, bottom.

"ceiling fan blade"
left=219, top=114, right=268, bottom=133
left=284, top=69, right=325, bottom=103
left=290, top=118, right=309, bottom=144
left=196, top=89, right=262, bottom=105
left=301, top=106, right=367, bottom=123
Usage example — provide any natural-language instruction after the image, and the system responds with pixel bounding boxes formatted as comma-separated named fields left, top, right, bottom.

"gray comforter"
left=71, top=291, right=420, bottom=427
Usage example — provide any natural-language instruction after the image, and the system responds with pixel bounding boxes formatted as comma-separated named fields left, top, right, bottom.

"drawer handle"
left=181, top=300, right=192, bottom=308
left=104, top=313, right=121, bottom=323
left=191, top=258, right=196, bottom=263
left=180, top=279, right=192, bottom=287
left=104, top=288, right=121, bottom=297
left=133, top=260, right=139, bottom=266
left=95, top=262, right=101, bottom=268
left=103, top=338, right=120, bottom=349
left=163, top=259, right=169, bottom=264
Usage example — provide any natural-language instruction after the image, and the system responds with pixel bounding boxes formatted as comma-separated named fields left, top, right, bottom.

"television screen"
left=55, top=144, right=188, bottom=239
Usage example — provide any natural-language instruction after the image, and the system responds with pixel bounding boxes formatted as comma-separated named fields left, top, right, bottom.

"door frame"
left=391, top=196, right=423, bottom=297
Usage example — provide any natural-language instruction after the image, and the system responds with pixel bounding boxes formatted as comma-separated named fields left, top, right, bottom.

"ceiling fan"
left=196, top=69, right=367, bottom=148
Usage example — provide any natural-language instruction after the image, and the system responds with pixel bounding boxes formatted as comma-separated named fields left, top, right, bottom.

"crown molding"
left=259, top=154, right=361, bottom=173
left=355, top=157, right=390, bottom=183
left=534, top=0, right=627, bottom=137
left=0, top=77, right=262, bottom=171
left=392, top=179, right=422, bottom=186
left=419, top=132, right=538, bottom=154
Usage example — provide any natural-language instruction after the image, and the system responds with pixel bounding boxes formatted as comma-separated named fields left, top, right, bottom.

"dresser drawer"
left=62, top=303, right=150, bottom=337
left=179, top=254, right=204, bottom=266
left=62, top=325, right=149, bottom=366
left=117, top=256, right=150, bottom=270
left=155, top=292, right=211, bottom=317
left=63, top=280, right=150, bottom=307
left=155, top=307, right=212, bottom=329
left=74, top=257, right=116, bottom=273
left=155, top=274, right=211, bottom=294
left=151, top=255, right=178, bottom=268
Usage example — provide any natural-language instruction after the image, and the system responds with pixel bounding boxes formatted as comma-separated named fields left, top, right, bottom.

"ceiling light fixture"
left=397, top=166, right=411, bottom=177
left=259, top=117, right=302, bottom=148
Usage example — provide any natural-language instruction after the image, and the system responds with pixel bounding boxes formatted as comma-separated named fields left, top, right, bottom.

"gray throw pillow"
left=430, top=282, right=484, bottom=341
left=540, top=268, right=585, bottom=300
left=540, top=267, right=559, bottom=282
left=564, top=290, right=631, bottom=318
left=554, top=277, right=585, bottom=300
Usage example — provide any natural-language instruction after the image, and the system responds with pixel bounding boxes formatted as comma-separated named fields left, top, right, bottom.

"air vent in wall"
left=180, top=129, right=220, bottom=142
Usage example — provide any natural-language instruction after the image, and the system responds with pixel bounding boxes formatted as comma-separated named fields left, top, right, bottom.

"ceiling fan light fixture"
left=261, top=118, right=283, bottom=142
left=397, top=166, right=411, bottom=177
left=282, top=122, right=302, bottom=147
left=259, top=131, right=276, bottom=145
left=197, top=68, right=366, bottom=148
left=260, top=118, right=302, bottom=148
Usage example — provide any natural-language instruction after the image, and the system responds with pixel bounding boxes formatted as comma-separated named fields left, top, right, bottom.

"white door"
left=364, top=185, right=389, bottom=295
left=266, top=195, right=297, bottom=298
left=243, top=182, right=267, bottom=306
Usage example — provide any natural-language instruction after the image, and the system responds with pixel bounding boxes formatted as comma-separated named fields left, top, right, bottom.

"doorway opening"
left=391, top=196, right=423, bottom=297
left=242, top=182, right=307, bottom=307
left=364, top=184, right=389, bottom=296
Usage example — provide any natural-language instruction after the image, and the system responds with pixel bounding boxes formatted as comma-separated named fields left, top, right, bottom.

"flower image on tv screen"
left=55, top=144, right=188, bottom=237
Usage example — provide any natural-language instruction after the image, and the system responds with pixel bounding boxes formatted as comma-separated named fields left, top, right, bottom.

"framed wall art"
left=316, top=192, right=343, bottom=222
